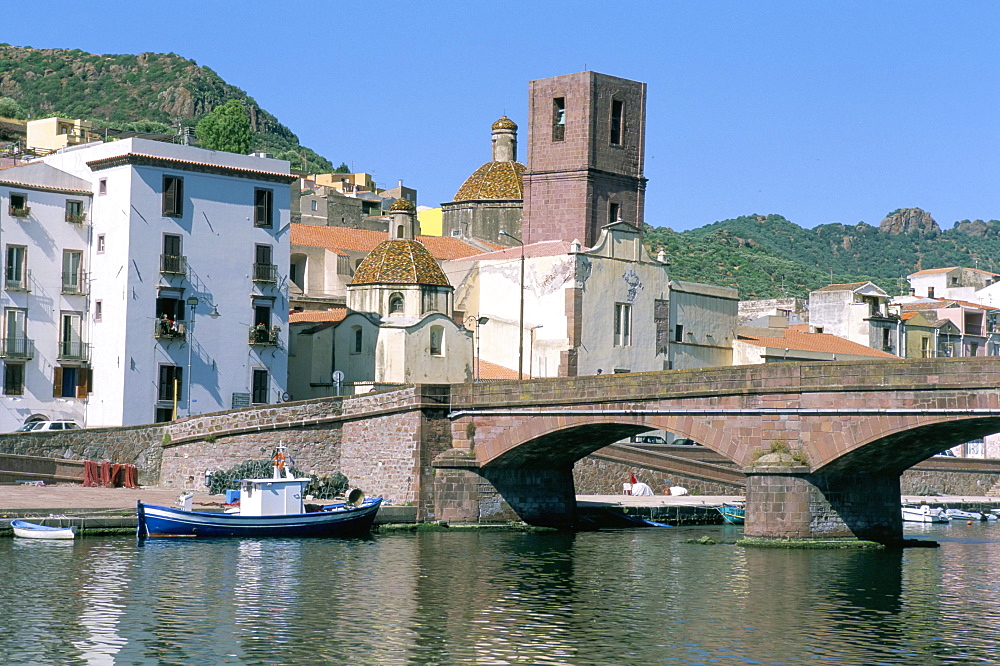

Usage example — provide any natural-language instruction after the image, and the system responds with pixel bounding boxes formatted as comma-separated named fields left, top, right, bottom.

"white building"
left=0, top=138, right=293, bottom=429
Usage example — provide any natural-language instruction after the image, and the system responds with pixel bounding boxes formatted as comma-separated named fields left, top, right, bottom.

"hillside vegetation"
left=645, top=210, right=1000, bottom=299
left=0, top=44, right=333, bottom=172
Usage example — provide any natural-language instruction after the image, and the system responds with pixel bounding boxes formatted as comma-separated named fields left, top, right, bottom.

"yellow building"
left=312, top=171, right=376, bottom=193
left=27, top=117, right=98, bottom=152
left=417, top=206, right=442, bottom=236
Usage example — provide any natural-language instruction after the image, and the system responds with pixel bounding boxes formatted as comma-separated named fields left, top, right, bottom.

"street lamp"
left=499, top=230, right=524, bottom=380
left=185, top=295, right=220, bottom=416
left=464, top=315, right=489, bottom=380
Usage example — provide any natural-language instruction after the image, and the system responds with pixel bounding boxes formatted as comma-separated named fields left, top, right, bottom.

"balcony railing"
left=248, top=325, right=280, bottom=346
left=5, top=270, right=30, bottom=292
left=61, top=271, right=88, bottom=295
left=252, top=262, right=278, bottom=283
left=8, top=206, right=31, bottom=218
left=65, top=213, right=88, bottom=225
left=58, top=340, right=91, bottom=362
left=154, top=318, right=186, bottom=340
left=160, top=254, right=187, bottom=275
left=2, top=337, right=34, bottom=359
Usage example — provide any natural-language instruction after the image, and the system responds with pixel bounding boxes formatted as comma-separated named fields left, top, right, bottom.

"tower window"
left=552, top=97, right=566, bottom=141
left=389, top=293, right=404, bottom=314
left=610, top=99, right=624, bottom=145
left=609, top=202, right=620, bottom=225
left=430, top=326, right=444, bottom=356
left=162, top=176, right=183, bottom=217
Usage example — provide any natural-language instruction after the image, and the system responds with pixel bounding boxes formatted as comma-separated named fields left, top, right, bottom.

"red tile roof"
left=289, top=308, right=347, bottom=324
left=738, top=329, right=898, bottom=358
left=475, top=359, right=528, bottom=380
left=290, top=223, right=494, bottom=260
left=459, top=240, right=583, bottom=262
left=813, top=281, right=876, bottom=292
left=910, top=266, right=1000, bottom=277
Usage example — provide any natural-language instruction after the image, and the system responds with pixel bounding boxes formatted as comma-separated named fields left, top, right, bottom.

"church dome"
left=351, top=240, right=449, bottom=286
left=389, top=197, right=415, bottom=212
left=492, top=115, right=518, bottom=131
left=453, top=161, right=526, bottom=201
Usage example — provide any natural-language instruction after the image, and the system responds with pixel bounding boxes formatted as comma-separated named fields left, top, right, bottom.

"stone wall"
left=902, top=468, right=1000, bottom=496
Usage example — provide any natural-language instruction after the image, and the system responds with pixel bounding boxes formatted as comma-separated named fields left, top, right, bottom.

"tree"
left=335, top=162, right=351, bottom=173
left=195, top=100, right=252, bottom=154
left=0, top=96, right=26, bottom=119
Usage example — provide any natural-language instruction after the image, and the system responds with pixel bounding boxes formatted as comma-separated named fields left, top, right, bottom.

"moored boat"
left=944, top=508, right=984, bottom=521
left=136, top=445, right=381, bottom=538
left=11, top=519, right=77, bottom=540
left=901, top=504, right=948, bottom=523
left=717, top=501, right=745, bottom=525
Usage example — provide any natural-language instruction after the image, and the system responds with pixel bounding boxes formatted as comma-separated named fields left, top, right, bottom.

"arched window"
left=388, top=293, right=404, bottom=314
left=351, top=326, right=363, bottom=354
left=397, top=225, right=405, bottom=238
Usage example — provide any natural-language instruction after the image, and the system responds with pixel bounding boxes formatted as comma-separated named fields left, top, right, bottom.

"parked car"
left=630, top=434, right=667, bottom=445
left=13, top=420, right=81, bottom=433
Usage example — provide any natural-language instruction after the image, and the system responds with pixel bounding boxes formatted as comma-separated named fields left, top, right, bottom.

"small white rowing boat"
left=11, top=519, right=77, bottom=540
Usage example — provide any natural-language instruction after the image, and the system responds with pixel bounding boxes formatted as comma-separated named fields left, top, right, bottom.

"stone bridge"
left=441, top=358, right=1000, bottom=543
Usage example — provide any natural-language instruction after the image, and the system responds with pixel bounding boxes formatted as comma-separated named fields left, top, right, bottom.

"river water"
left=2, top=521, right=999, bottom=665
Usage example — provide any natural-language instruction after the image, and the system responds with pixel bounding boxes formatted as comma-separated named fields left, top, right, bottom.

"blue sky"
left=7, top=2, right=1000, bottom=231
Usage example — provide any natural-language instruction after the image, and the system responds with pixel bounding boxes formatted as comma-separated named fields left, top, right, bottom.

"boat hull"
left=901, top=506, right=948, bottom=523
left=717, top=502, right=745, bottom=525
left=11, top=520, right=77, bottom=540
left=136, top=498, right=382, bottom=538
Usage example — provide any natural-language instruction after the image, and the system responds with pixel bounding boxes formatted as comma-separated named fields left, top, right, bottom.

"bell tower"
left=521, top=71, right=647, bottom=247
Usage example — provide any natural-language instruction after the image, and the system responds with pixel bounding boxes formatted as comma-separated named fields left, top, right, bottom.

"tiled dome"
left=351, top=240, right=449, bottom=286
left=389, top=197, right=415, bottom=212
left=453, top=161, right=526, bottom=201
left=492, top=115, right=518, bottom=131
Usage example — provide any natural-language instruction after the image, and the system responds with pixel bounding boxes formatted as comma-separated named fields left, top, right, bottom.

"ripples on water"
left=1, top=522, right=999, bottom=664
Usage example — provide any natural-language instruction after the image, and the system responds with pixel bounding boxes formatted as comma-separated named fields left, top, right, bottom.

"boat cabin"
left=238, top=470, right=310, bottom=516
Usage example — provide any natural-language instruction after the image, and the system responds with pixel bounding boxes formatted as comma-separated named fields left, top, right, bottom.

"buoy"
left=967, top=520, right=973, bottom=525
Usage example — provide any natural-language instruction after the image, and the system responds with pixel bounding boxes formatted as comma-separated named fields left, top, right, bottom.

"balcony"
left=154, top=318, right=186, bottom=340
left=65, top=213, right=88, bottom=225
left=252, top=262, right=278, bottom=283
left=61, top=271, right=88, bottom=295
left=5, top=270, right=30, bottom=292
left=160, top=254, right=187, bottom=275
left=58, top=340, right=91, bottom=362
left=8, top=206, right=31, bottom=219
left=248, top=324, right=280, bottom=346
left=2, top=337, right=35, bottom=360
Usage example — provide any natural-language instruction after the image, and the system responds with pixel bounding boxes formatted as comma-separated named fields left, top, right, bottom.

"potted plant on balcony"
left=269, top=325, right=281, bottom=345
left=9, top=206, right=31, bottom=218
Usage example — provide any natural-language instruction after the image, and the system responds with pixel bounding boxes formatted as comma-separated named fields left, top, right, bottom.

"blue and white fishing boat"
left=136, top=445, right=381, bottom=538
left=11, top=519, right=77, bottom=540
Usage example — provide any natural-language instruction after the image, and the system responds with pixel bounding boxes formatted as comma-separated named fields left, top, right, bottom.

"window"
left=59, top=313, right=84, bottom=360
left=96, top=234, right=106, bottom=253
left=389, top=293, right=404, bottom=314
left=158, top=365, right=183, bottom=402
left=614, top=303, right=632, bottom=346
left=154, top=407, right=174, bottom=423
left=921, top=337, right=930, bottom=358
left=162, top=176, right=183, bottom=217
left=927, top=287, right=935, bottom=298
left=352, top=326, right=363, bottom=354
left=251, top=368, right=269, bottom=404
left=881, top=328, right=891, bottom=351
left=53, top=366, right=91, bottom=399
left=162, top=234, right=183, bottom=274
left=94, top=300, right=103, bottom=322
left=65, top=200, right=85, bottom=224
left=311, top=200, right=318, bottom=211
left=609, top=202, right=620, bottom=225
left=254, top=188, right=274, bottom=227
left=62, top=250, right=83, bottom=294
left=254, top=304, right=271, bottom=327
left=8, top=193, right=29, bottom=218
left=98, top=179, right=107, bottom=195
left=674, top=324, right=684, bottom=343
left=3, top=363, right=24, bottom=395
left=430, top=325, right=444, bottom=356
left=4, top=309, right=27, bottom=357
left=254, top=245, right=276, bottom=282
left=6, top=245, right=26, bottom=291
left=552, top=97, right=566, bottom=141
left=610, top=99, right=624, bottom=145
left=971, top=342, right=979, bottom=357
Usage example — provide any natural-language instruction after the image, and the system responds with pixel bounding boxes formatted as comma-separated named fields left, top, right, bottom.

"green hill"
left=0, top=44, right=333, bottom=172
left=644, top=210, right=1000, bottom=299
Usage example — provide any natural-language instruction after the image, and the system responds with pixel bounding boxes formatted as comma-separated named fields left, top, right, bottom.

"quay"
left=2, top=484, right=999, bottom=534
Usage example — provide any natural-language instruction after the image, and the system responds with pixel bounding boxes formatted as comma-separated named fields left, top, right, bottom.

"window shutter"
left=163, top=177, right=175, bottom=215
left=53, top=367, right=63, bottom=397
left=77, top=368, right=92, bottom=398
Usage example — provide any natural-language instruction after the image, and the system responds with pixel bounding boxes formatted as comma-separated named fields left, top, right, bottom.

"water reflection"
left=0, top=523, right=999, bottom=664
